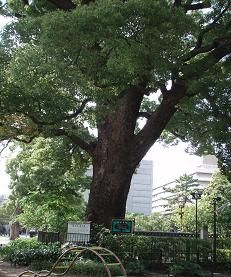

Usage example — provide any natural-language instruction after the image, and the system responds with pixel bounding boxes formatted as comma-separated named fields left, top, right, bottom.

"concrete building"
left=152, top=155, right=218, bottom=214
left=126, top=160, right=153, bottom=215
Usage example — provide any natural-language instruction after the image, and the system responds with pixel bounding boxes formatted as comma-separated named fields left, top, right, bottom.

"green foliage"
left=6, top=137, right=90, bottom=231
left=99, top=233, right=212, bottom=268
left=169, top=261, right=204, bottom=277
left=0, top=238, right=61, bottom=266
left=126, top=212, right=172, bottom=231
left=66, top=259, right=122, bottom=276
left=217, top=249, right=231, bottom=270
left=163, top=174, right=198, bottom=208
left=200, top=172, right=231, bottom=235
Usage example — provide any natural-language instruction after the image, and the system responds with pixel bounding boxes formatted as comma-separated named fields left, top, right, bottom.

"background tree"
left=0, top=0, right=230, bottom=227
left=200, top=172, right=231, bottom=235
left=163, top=174, right=198, bottom=208
left=126, top=212, right=172, bottom=231
left=6, top=137, right=90, bottom=232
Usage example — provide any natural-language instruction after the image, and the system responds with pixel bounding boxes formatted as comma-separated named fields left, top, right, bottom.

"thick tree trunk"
left=87, top=154, right=136, bottom=228
left=86, top=83, right=188, bottom=228
left=86, top=86, right=144, bottom=228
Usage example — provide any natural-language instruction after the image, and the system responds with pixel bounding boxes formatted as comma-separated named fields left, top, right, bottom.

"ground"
left=1, top=262, right=231, bottom=277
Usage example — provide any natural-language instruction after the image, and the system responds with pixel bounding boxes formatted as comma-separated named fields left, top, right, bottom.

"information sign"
left=67, top=221, right=91, bottom=243
left=111, top=219, right=134, bottom=234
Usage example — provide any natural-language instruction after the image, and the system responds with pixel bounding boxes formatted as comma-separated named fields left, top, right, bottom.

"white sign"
left=67, top=221, right=91, bottom=243
left=67, top=222, right=91, bottom=234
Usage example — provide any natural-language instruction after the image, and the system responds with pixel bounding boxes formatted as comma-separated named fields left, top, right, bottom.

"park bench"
left=18, top=246, right=127, bottom=277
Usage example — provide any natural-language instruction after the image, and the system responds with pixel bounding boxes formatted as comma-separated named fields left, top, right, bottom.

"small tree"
left=164, top=174, right=198, bottom=208
left=6, top=137, right=91, bottom=232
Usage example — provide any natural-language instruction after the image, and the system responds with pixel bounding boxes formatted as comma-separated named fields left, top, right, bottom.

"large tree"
left=0, top=0, right=230, bottom=227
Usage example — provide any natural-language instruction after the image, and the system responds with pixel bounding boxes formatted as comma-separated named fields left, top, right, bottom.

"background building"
left=126, top=160, right=153, bottom=215
left=152, top=155, right=218, bottom=214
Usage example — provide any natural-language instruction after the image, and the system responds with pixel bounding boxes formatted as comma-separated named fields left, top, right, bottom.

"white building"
left=126, top=160, right=153, bottom=215
left=152, top=155, right=218, bottom=214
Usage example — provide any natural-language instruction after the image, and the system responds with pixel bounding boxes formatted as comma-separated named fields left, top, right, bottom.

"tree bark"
left=86, top=86, right=144, bottom=227
left=9, top=221, right=20, bottom=240
left=86, top=82, right=188, bottom=228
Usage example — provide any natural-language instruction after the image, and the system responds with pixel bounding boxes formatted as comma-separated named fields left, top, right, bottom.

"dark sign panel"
left=111, top=219, right=134, bottom=234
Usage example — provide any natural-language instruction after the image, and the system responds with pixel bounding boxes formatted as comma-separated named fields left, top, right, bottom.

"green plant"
left=217, top=249, right=231, bottom=270
left=125, top=258, right=145, bottom=275
left=169, top=261, right=204, bottom=277
left=0, top=238, right=61, bottom=266
left=67, top=259, right=122, bottom=276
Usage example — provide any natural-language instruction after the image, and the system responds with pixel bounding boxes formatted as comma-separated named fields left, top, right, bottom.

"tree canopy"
left=0, top=0, right=230, bottom=226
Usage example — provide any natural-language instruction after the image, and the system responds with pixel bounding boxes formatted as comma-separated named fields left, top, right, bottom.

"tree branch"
left=137, top=112, right=151, bottom=120
left=183, top=36, right=231, bottom=79
left=195, top=2, right=230, bottom=49
left=21, top=0, right=29, bottom=6
left=47, top=0, right=76, bottom=10
left=50, top=128, right=95, bottom=156
left=63, top=98, right=92, bottom=121
left=174, top=0, right=182, bottom=7
left=0, top=139, right=11, bottom=155
left=14, top=135, right=37, bottom=144
left=183, top=1, right=211, bottom=11
left=23, top=98, right=91, bottom=126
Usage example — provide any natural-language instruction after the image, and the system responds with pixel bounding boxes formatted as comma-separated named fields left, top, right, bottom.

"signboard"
left=67, top=221, right=91, bottom=243
left=111, top=219, right=134, bottom=234
left=68, top=222, right=91, bottom=234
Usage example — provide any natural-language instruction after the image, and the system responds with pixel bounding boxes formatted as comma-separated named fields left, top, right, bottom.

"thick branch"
left=131, top=84, right=187, bottom=164
left=183, top=37, right=231, bottom=79
left=137, top=112, right=151, bottom=120
left=174, top=0, right=182, bottom=7
left=50, top=128, right=95, bottom=156
left=183, top=1, right=211, bottom=11
left=47, top=0, right=76, bottom=10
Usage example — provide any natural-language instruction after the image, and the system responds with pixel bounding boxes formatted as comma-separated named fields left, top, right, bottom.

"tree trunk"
left=9, top=221, right=20, bottom=240
left=87, top=157, right=136, bottom=228
left=9, top=206, right=21, bottom=240
left=86, top=83, right=188, bottom=228
left=86, top=86, right=144, bottom=228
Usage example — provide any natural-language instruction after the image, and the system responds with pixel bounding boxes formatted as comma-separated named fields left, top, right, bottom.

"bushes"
left=0, top=238, right=60, bottom=266
left=217, top=249, right=231, bottom=270
left=66, top=259, right=122, bottom=276
left=99, top=233, right=212, bottom=265
left=169, top=261, right=204, bottom=277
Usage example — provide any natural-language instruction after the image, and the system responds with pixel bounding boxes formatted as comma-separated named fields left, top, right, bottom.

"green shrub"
left=66, top=259, right=122, bottom=276
left=169, top=261, right=204, bottom=277
left=217, top=249, right=231, bottom=270
left=99, top=233, right=211, bottom=266
left=0, top=238, right=60, bottom=266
